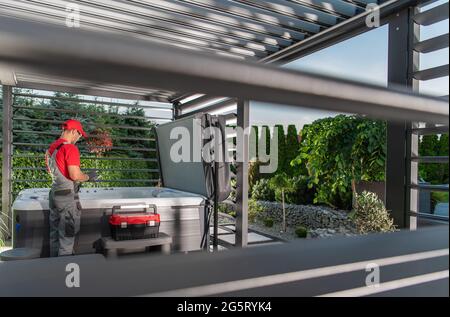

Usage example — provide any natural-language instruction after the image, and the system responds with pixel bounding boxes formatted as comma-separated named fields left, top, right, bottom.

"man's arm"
left=68, top=165, right=89, bottom=182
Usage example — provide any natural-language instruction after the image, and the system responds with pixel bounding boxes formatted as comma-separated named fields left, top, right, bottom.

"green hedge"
left=11, top=151, right=159, bottom=195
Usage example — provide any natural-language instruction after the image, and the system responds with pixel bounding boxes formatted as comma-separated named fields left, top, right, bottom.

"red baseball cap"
left=62, top=119, right=87, bottom=137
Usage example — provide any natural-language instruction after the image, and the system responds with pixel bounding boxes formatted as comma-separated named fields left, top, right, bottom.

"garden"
left=220, top=115, right=449, bottom=240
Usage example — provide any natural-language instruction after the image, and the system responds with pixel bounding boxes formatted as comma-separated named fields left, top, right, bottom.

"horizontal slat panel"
left=13, top=93, right=173, bottom=111
left=414, top=33, right=449, bottom=53
left=13, top=179, right=159, bottom=183
left=12, top=130, right=155, bottom=142
left=232, top=0, right=340, bottom=26
left=410, top=184, right=449, bottom=191
left=411, top=156, right=449, bottom=163
left=413, top=64, right=449, bottom=81
left=12, top=167, right=159, bottom=172
left=288, top=0, right=358, bottom=17
left=182, top=0, right=321, bottom=34
left=12, top=143, right=157, bottom=153
left=414, top=2, right=449, bottom=25
left=409, top=211, right=449, bottom=221
left=12, top=154, right=158, bottom=162
left=412, top=125, right=449, bottom=135
left=12, top=117, right=158, bottom=131
left=0, top=1, right=262, bottom=60
left=12, top=105, right=170, bottom=121
left=139, top=0, right=309, bottom=39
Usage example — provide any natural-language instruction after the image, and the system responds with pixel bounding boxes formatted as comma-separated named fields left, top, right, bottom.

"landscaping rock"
left=255, top=201, right=358, bottom=235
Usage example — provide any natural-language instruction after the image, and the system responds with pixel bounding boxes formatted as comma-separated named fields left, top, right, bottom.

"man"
left=45, top=119, right=98, bottom=257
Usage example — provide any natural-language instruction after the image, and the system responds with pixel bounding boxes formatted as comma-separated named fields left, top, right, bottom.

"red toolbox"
left=109, top=204, right=160, bottom=241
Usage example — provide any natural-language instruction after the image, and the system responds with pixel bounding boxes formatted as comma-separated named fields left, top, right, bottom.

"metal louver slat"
left=414, top=2, right=449, bottom=25
left=414, top=33, right=449, bottom=53
left=413, top=64, right=449, bottom=81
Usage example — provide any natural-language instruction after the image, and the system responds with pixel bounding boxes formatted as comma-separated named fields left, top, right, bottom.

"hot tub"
left=12, top=187, right=209, bottom=257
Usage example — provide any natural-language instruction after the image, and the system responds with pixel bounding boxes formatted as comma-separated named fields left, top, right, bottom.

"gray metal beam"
left=235, top=99, right=249, bottom=248
left=0, top=15, right=448, bottom=124
left=414, top=33, right=449, bottom=53
left=386, top=7, right=413, bottom=229
left=1, top=85, right=12, bottom=239
left=413, top=2, right=449, bottom=25
left=413, top=64, right=449, bottom=81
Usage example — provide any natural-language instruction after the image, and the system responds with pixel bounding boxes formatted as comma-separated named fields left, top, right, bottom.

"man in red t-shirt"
left=46, top=119, right=98, bottom=257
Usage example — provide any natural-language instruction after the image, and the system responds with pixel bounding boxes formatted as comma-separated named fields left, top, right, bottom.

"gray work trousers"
left=49, top=189, right=81, bottom=257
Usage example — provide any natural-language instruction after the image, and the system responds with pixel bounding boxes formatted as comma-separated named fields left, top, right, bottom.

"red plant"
left=86, top=128, right=113, bottom=157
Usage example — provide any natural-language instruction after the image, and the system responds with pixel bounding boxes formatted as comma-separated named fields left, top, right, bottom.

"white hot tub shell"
left=12, top=187, right=209, bottom=257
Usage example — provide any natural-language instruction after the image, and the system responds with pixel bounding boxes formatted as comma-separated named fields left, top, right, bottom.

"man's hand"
left=87, top=170, right=100, bottom=182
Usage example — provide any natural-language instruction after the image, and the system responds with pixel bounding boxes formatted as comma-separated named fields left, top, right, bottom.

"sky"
left=250, top=0, right=449, bottom=131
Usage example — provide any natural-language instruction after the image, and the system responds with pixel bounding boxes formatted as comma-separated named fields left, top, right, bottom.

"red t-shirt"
left=46, top=138, right=80, bottom=180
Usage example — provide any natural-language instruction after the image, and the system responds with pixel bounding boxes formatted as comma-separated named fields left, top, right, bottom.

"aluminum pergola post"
left=2, top=85, right=13, bottom=238
left=235, top=99, right=249, bottom=247
left=386, top=7, right=415, bottom=229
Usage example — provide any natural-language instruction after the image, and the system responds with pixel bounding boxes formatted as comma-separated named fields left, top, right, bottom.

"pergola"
left=0, top=0, right=448, bottom=247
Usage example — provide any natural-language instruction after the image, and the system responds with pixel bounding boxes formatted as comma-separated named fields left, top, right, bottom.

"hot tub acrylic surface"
left=12, top=187, right=209, bottom=256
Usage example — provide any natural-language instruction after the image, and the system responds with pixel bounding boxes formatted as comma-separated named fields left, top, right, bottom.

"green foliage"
left=248, top=160, right=263, bottom=194
left=292, top=115, right=386, bottom=210
left=349, top=191, right=396, bottom=234
left=11, top=151, right=158, bottom=194
left=268, top=173, right=295, bottom=196
left=263, top=217, right=274, bottom=228
left=431, top=191, right=449, bottom=211
left=280, top=175, right=316, bottom=205
left=295, top=226, right=308, bottom=238
left=12, top=91, right=156, bottom=159
left=251, top=178, right=275, bottom=201
left=217, top=202, right=235, bottom=216
left=419, top=134, right=449, bottom=184
left=248, top=199, right=264, bottom=223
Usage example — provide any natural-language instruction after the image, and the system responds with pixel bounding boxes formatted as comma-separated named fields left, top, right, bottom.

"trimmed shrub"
left=263, top=217, right=274, bottom=228
left=349, top=191, right=396, bottom=234
left=251, top=178, right=275, bottom=201
left=295, top=226, right=308, bottom=238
